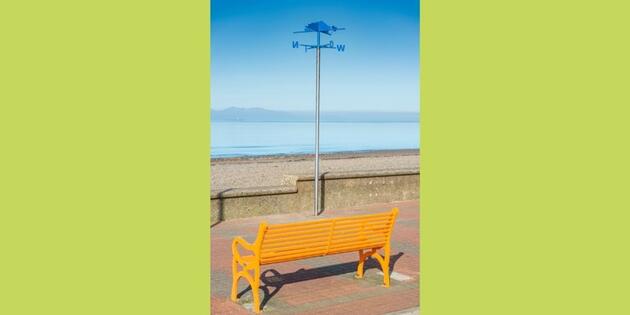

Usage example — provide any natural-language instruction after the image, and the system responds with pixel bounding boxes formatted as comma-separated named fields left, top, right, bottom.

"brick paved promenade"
left=211, top=200, right=419, bottom=314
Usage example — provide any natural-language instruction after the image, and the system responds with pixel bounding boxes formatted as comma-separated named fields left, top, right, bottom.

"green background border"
left=421, top=0, right=630, bottom=314
left=1, top=1, right=210, bottom=314
left=2, top=0, right=630, bottom=314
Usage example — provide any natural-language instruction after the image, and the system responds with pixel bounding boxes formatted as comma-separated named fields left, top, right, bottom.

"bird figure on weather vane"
left=292, top=21, right=346, bottom=52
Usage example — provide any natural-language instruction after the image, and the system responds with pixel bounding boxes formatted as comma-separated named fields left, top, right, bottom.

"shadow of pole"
left=317, top=172, right=328, bottom=216
left=211, top=189, right=232, bottom=228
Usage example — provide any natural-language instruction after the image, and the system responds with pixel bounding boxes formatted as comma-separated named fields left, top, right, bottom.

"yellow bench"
left=231, top=208, right=399, bottom=313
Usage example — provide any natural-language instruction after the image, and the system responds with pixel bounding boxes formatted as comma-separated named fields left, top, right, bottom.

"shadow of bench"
left=237, top=252, right=404, bottom=310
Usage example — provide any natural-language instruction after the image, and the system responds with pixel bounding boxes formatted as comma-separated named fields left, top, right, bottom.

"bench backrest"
left=256, top=208, right=398, bottom=265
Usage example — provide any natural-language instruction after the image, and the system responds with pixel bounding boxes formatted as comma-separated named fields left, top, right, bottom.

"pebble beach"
left=211, top=149, right=419, bottom=191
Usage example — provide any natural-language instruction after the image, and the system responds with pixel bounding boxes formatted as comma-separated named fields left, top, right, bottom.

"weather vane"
left=292, top=21, right=346, bottom=216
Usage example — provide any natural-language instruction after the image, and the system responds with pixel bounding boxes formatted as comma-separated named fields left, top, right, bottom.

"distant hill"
left=211, top=107, right=419, bottom=122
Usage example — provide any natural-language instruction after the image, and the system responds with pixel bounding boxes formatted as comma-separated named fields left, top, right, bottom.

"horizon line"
left=212, top=106, right=420, bottom=113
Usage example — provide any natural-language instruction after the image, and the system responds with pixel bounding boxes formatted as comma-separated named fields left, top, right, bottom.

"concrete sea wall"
left=211, top=168, right=419, bottom=225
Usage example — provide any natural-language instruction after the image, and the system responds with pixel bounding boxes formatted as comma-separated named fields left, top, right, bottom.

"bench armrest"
left=232, top=236, right=256, bottom=260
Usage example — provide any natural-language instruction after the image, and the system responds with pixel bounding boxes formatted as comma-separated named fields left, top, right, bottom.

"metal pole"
left=314, top=34, right=321, bottom=216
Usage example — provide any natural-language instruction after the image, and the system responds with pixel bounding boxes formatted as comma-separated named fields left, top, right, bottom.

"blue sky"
left=211, top=0, right=419, bottom=112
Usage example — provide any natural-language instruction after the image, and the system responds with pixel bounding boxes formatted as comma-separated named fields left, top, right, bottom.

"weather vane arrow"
left=291, top=21, right=346, bottom=216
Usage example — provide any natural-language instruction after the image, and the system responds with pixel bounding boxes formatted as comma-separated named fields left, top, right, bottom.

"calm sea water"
left=211, top=121, right=419, bottom=157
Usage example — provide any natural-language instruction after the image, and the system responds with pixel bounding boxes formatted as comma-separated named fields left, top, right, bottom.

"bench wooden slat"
left=327, top=214, right=391, bottom=224
left=330, top=236, right=388, bottom=247
left=261, top=252, right=327, bottom=264
left=327, top=245, right=383, bottom=256
left=261, top=239, right=330, bottom=252
left=264, top=220, right=333, bottom=232
left=332, top=229, right=390, bottom=238
left=261, top=248, right=328, bottom=260
left=260, top=247, right=328, bottom=261
left=330, top=233, right=388, bottom=245
left=266, top=211, right=390, bottom=230
left=333, top=216, right=391, bottom=224
left=261, top=236, right=330, bottom=248
left=332, top=223, right=392, bottom=233
left=263, top=227, right=331, bottom=239
left=332, top=229, right=388, bottom=238
left=335, top=220, right=390, bottom=227
left=328, top=220, right=392, bottom=230
left=264, top=216, right=391, bottom=235
left=329, top=239, right=387, bottom=250
left=262, top=218, right=333, bottom=229
left=330, top=233, right=388, bottom=244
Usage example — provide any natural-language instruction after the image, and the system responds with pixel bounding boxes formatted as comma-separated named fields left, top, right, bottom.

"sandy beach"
left=211, top=149, right=419, bottom=191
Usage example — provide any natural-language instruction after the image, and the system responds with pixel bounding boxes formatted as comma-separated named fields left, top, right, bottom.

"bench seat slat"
left=267, top=220, right=333, bottom=233
left=333, top=213, right=391, bottom=222
left=330, top=233, right=388, bottom=243
left=263, top=219, right=333, bottom=230
left=266, top=211, right=390, bottom=229
left=331, top=230, right=390, bottom=239
left=329, top=221, right=392, bottom=230
left=328, top=241, right=387, bottom=253
left=330, top=212, right=391, bottom=221
left=264, top=226, right=332, bottom=238
left=261, top=235, right=328, bottom=251
left=261, top=245, right=329, bottom=258
left=264, top=216, right=391, bottom=236
left=262, top=252, right=327, bottom=263
left=329, top=239, right=387, bottom=247
left=261, top=248, right=328, bottom=260
left=261, top=239, right=330, bottom=252
left=326, top=215, right=392, bottom=225
left=331, top=232, right=388, bottom=242
left=333, top=229, right=388, bottom=238
left=263, top=227, right=331, bottom=238
left=261, top=252, right=328, bottom=264
left=332, top=224, right=392, bottom=234
left=265, top=219, right=391, bottom=236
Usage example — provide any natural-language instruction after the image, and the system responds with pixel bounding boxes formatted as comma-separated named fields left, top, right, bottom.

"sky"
left=211, top=0, right=419, bottom=112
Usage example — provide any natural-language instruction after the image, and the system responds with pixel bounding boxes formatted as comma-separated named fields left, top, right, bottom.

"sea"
left=211, top=121, right=419, bottom=158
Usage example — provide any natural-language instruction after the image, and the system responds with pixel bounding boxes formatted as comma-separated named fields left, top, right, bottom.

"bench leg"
left=370, top=246, right=391, bottom=287
left=231, top=257, right=239, bottom=301
left=231, top=260, right=262, bottom=313
left=356, top=250, right=366, bottom=278
left=252, top=265, right=261, bottom=313
left=383, top=246, right=391, bottom=287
